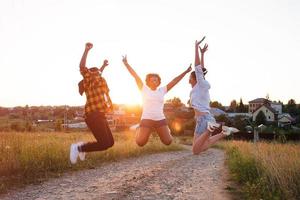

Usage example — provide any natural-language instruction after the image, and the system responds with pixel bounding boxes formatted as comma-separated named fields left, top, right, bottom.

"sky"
left=1, top=0, right=300, bottom=107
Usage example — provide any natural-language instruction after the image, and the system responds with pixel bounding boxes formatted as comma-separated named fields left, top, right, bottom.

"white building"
left=249, top=98, right=268, bottom=113
left=278, top=113, right=294, bottom=127
left=248, top=98, right=282, bottom=115
left=270, top=102, right=282, bottom=114
left=252, top=104, right=276, bottom=122
left=64, top=122, right=87, bottom=129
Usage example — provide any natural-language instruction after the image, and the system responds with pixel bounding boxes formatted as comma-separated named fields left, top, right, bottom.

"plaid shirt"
left=80, top=67, right=113, bottom=116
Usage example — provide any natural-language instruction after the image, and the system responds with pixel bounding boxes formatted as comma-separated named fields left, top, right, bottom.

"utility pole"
left=253, top=127, right=259, bottom=143
left=64, top=105, right=68, bottom=132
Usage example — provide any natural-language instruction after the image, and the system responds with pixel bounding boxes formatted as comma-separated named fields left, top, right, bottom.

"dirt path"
left=2, top=148, right=232, bottom=200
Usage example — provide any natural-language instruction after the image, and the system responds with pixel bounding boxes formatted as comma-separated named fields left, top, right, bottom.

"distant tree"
left=0, top=107, right=9, bottom=116
left=67, top=109, right=76, bottom=119
left=210, top=101, right=225, bottom=110
left=166, top=97, right=183, bottom=108
left=236, top=98, right=247, bottom=113
left=232, top=116, right=248, bottom=131
left=286, top=99, right=298, bottom=116
left=175, top=110, right=194, bottom=119
left=228, top=100, right=237, bottom=112
left=256, top=111, right=266, bottom=125
left=244, top=104, right=249, bottom=113
left=295, top=115, right=300, bottom=124
left=23, top=105, right=29, bottom=119
left=53, top=107, right=65, bottom=119
left=184, top=119, right=196, bottom=131
left=9, top=113, right=20, bottom=119
left=288, top=99, right=296, bottom=105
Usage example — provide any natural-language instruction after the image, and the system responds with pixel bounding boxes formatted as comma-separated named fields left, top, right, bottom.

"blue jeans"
left=194, top=114, right=216, bottom=136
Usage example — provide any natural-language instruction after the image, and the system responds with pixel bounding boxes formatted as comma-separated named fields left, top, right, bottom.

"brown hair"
left=190, top=68, right=207, bottom=80
left=89, top=67, right=99, bottom=73
left=145, top=73, right=161, bottom=86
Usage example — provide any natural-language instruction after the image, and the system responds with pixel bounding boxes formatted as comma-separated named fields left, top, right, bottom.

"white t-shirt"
left=141, top=85, right=167, bottom=120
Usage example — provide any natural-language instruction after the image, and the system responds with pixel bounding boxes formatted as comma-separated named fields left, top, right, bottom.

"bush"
left=184, top=119, right=195, bottom=130
left=10, top=122, right=25, bottom=132
left=222, top=141, right=300, bottom=199
left=232, top=116, right=248, bottom=131
left=54, top=120, right=62, bottom=131
left=215, top=114, right=232, bottom=126
left=256, top=111, right=266, bottom=125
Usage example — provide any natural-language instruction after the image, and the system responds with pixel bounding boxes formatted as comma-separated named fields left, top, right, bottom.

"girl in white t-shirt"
left=122, top=55, right=191, bottom=146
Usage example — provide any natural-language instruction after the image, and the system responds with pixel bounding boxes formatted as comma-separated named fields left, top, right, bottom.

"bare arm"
left=194, top=36, right=205, bottom=67
left=80, top=43, right=93, bottom=71
left=194, top=39, right=207, bottom=82
left=200, top=43, right=208, bottom=69
left=122, top=55, right=143, bottom=90
left=166, top=64, right=192, bottom=92
left=99, top=59, right=109, bottom=73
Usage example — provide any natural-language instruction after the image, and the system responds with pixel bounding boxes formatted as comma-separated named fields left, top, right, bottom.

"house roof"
left=278, top=116, right=294, bottom=122
left=249, top=98, right=270, bottom=103
left=278, top=113, right=294, bottom=121
left=253, top=104, right=277, bottom=114
left=270, top=102, right=282, bottom=105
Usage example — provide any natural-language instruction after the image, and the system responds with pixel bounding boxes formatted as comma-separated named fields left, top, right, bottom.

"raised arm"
left=80, top=42, right=93, bottom=71
left=194, top=37, right=205, bottom=67
left=199, top=43, right=208, bottom=69
left=99, top=59, right=109, bottom=73
left=122, top=55, right=143, bottom=90
left=166, top=64, right=192, bottom=92
left=194, top=37, right=207, bottom=83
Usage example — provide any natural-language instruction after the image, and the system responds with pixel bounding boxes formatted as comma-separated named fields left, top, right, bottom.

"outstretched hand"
left=185, top=64, right=192, bottom=73
left=200, top=43, right=208, bottom=54
left=122, top=55, right=129, bottom=65
left=85, top=42, right=93, bottom=50
left=102, top=59, right=109, bottom=67
left=195, top=36, right=206, bottom=47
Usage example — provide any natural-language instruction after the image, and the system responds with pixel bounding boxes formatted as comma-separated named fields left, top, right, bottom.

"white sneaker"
left=70, top=143, right=79, bottom=164
left=77, top=142, right=86, bottom=161
left=207, top=122, right=221, bottom=132
left=222, top=126, right=239, bottom=136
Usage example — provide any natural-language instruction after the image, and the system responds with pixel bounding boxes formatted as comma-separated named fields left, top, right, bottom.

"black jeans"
left=80, top=112, right=114, bottom=152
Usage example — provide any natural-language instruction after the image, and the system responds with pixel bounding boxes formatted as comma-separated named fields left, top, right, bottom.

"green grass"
left=0, top=131, right=183, bottom=193
left=219, top=141, right=300, bottom=200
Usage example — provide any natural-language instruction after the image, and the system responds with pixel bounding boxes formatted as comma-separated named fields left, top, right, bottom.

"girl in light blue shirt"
left=189, top=37, right=239, bottom=155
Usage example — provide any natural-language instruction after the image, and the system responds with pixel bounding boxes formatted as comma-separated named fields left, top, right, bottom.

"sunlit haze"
left=1, top=0, right=300, bottom=107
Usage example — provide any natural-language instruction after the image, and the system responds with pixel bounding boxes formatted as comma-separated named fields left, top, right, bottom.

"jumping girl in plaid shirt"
left=70, top=43, right=114, bottom=164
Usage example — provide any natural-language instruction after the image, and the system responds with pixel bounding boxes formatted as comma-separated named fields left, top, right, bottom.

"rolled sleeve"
left=195, top=65, right=205, bottom=83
